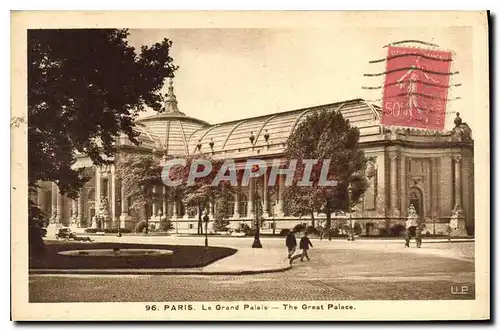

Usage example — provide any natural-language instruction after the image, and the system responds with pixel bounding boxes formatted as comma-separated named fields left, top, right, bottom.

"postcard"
left=11, top=10, right=490, bottom=321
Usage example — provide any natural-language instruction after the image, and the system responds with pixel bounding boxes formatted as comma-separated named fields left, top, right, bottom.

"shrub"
left=85, top=228, right=132, bottom=234
left=29, top=221, right=46, bottom=258
left=213, top=218, right=230, bottom=232
left=279, top=229, right=290, bottom=236
left=160, top=219, right=174, bottom=232
left=293, top=223, right=306, bottom=233
left=28, top=202, right=48, bottom=258
left=390, top=224, right=406, bottom=237
left=466, top=224, right=474, bottom=236
left=306, top=225, right=320, bottom=236
left=134, top=220, right=147, bottom=233
left=353, top=223, right=362, bottom=235
left=377, top=226, right=389, bottom=237
left=241, top=223, right=253, bottom=236
left=329, top=228, right=341, bottom=237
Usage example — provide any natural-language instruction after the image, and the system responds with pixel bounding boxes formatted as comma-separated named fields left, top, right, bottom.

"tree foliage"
left=116, top=153, right=182, bottom=223
left=283, top=110, right=368, bottom=233
left=28, top=29, right=178, bottom=198
left=169, top=156, right=235, bottom=234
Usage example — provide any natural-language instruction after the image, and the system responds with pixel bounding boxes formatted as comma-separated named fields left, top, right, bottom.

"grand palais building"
left=36, top=79, right=475, bottom=236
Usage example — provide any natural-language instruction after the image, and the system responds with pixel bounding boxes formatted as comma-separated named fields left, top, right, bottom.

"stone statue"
left=454, top=112, right=462, bottom=127
left=50, top=209, right=57, bottom=224
left=70, top=212, right=78, bottom=225
left=365, top=160, right=376, bottom=178
left=406, top=204, right=418, bottom=229
left=449, top=204, right=464, bottom=230
left=451, top=204, right=464, bottom=217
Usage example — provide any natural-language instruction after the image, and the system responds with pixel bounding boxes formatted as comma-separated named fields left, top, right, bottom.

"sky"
left=126, top=26, right=473, bottom=130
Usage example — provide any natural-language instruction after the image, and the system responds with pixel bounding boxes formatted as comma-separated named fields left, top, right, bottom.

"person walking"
left=415, top=225, right=422, bottom=248
left=285, top=230, right=297, bottom=260
left=299, top=232, right=313, bottom=262
left=404, top=228, right=411, bottom=247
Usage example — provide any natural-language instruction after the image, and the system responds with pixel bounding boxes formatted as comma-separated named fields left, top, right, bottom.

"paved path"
left=38, top=234, right=473, bottom=276
left=30, top=241, right=475, bottom=302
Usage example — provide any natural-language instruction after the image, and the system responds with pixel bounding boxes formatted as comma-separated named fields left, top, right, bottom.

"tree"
left=28, top=191, right=49, bottom=258
left=213, top=196, right=231, bottom=232
left=283, top=186, right=322, bottom=228
left=169, top=156, right=235, bottom=235
left=116, top=153, right=178, bottom=233
left=283, top=110, right=368, bottom=240
left=28, top=29, right=178, bottom=198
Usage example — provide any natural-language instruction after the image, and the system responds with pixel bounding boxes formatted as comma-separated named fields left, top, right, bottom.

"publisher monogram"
left=450, top=285, right=469, bottom=295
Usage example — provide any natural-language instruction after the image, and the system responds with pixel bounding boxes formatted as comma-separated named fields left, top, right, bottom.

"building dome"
left=132, top=78, right=209, bottom=156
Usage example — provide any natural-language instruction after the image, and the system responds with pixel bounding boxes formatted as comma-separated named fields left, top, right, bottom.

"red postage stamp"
left=381, top=46, right=453, bottom=130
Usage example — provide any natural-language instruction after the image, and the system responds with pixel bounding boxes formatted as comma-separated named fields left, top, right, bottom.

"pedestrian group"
left=285, top=230, right=313, bottom=265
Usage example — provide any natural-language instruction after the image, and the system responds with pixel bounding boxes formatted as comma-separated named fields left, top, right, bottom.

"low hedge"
left=84, top=228, right=132, bottom=234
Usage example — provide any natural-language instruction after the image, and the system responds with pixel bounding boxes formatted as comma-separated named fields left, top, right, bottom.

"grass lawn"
left=30, top=241, right=236, bottom=270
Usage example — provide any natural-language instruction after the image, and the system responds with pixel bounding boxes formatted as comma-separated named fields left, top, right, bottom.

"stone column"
left=56, top=191, right=63, bottom=224
left=119, top=182, right=128, bottom=216
left=278, top=174, right=285, bottom=217
left=233, top=184, right=240, bottom=219
left=172, top=201, right=178, bottom=219
left=152, top=185, right=157, bottom=220
left=119, top=179, right=131, bottom=228
left=47, top=182, right=63, bottom=235
left=95, top=167, right=101, bottom=213
left=399, top=154, right=407, bottom=214
left=263, top=172, right=269, bottom=218
left=439, top=156, right=453, bottom=218
left=172, top=201, right=178, bottom=234
left=110, top=165, right=117, bottom=225
left=50, top=182, right=57, bottom=223
left=77, top=195, right=83, bottom=227
left=162, top=186, right=167, bottom=220
left=71, top=199, right=78, bottom=224
left=389, top=152, right=400, bottom=217
left=248, top=179, right=254, bottom=218
left=92, top=167, right=101, bottom=228
left=208, top=200, right=214, bottom=219
left=36, top=186, right=44, bottom=209
left=454, top=155, right=462, bottom=209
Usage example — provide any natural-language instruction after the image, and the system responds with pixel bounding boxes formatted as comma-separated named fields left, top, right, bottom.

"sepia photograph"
left=11, top=10, right=490, bottom=321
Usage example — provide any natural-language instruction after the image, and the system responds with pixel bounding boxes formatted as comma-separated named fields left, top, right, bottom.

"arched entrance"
left=408, top=187, right=424, bottom=221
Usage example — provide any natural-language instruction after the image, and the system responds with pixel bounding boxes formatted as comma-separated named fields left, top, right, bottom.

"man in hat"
left=299, top=232, right=313, bottom=262
left=285, top=230, right=297, bottom=262
left=415, top=225, right=423, bottom=248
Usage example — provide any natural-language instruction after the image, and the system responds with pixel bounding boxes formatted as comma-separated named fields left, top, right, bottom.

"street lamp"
left=347, top=183, right=354, bottom=241
left=203, top=211, right=209, bottom=248
left=252, top=179, right=263, bottom=248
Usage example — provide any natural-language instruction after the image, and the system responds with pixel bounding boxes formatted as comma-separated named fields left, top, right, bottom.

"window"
left=223, top=196, right=235, bottom=216
left=239, top=194, right=248, bottom=217
left=189, top=224, right=194, bottom=230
